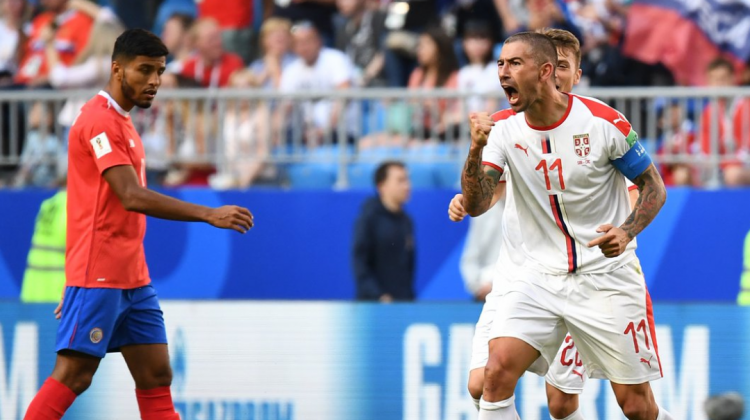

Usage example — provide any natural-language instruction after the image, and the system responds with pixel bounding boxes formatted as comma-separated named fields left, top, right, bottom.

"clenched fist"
left=469, top=112, right=495, bottom=148
left=448, top=193, right=468, bottom=222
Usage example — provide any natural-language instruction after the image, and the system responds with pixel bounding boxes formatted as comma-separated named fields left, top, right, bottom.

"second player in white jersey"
left=481, top=94, right=646, bottom=275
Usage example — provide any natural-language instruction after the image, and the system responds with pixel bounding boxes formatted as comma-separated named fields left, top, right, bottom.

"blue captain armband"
left=611, top=141, right=652, bottom=181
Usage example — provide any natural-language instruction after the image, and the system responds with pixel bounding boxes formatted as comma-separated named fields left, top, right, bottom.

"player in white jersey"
left=461, top=32, right=672, bottom=420
left=448, top=29, right=640, bottom=420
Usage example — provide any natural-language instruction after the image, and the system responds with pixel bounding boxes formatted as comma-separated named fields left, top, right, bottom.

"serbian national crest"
left=573, top=134, right=590, bottom=158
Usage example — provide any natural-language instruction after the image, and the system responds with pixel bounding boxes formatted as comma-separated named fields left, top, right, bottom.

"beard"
left=121, top=77, right=154, bottom=109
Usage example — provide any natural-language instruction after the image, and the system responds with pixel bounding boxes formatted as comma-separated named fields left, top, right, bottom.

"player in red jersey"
left=23, top=29, right=253, bottom=420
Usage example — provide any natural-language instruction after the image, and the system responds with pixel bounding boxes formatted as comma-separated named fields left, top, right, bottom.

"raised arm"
left=461, top=112, right=501, bottom=217
left=620, top=164, right=666, bottom=239
left=103, top=165, right=253, bottom=233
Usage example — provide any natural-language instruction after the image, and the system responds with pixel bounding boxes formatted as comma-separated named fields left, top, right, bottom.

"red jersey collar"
left=97, top=90, right=129, bottom=118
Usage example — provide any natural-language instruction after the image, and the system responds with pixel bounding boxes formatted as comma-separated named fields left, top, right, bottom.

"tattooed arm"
left=620, top=164, right=667, bottom=239
left=461, top=112, right=502, bottom=217
left=588, top=164, right=666, bottom=258
left=461, top=146, right=503, bottom=217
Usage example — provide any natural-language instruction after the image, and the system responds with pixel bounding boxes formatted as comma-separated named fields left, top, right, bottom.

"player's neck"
left=525, top=89, right=569, bottom=129
left=103, top=86, right=135, bottom=113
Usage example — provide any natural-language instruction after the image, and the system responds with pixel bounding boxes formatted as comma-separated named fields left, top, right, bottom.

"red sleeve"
left=734, top=99, right=750, bottom=150
left=222, top=54, right=245, bottom=86
left=83, top=119, right=132, bottom=174
left=69, top=14, right=94, bottom=64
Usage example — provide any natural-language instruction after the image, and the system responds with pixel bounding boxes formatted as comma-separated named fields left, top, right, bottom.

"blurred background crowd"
left=1, top=0, right=750, bottom=191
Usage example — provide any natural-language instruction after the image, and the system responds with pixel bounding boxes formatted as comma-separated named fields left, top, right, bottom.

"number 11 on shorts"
left=624, top=319, right=650, bottom=353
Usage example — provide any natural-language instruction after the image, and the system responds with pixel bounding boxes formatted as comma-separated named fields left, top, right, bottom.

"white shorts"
left=489, top=259, right=663, bottom=385
left=470, top=289, right=586, bottom=394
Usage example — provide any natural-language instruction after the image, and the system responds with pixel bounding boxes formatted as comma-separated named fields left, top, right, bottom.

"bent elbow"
left=119, top=189, right=143, bottom=212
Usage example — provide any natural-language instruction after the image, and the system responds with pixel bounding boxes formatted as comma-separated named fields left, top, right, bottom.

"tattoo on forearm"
left=461, top=148, right=501, bottom=216
left=620, top=165, right=667, bottom=239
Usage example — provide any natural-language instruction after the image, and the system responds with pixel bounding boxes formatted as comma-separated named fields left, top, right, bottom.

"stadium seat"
left=347, top=162, right=378, bottom=189
left=434, top=162, right=462, bottom=189
left=286, top=163, right=337, bottom=189
left=406, top=162, right=438, bottom=189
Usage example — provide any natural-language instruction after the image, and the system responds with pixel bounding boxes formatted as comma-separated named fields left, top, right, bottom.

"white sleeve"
left=279, top=66, right=296, bottom=92
left=481, top=124, right=507, bottom=173
left=48, top=57, right=107, bottom=88
left=605, top=112, right=639, bottom=160
left=329, top=52, right=353, bottom=87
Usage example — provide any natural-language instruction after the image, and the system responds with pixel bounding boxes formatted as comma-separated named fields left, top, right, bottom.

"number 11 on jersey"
left=536, top=158, right=566, bottom=191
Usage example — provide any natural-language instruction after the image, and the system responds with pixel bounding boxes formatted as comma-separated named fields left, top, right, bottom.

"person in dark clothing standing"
left=353, top=161, right=415, bottom=302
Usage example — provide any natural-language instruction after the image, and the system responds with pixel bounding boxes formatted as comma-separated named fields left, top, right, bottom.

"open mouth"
left=503, top=85, right=519, bottom=105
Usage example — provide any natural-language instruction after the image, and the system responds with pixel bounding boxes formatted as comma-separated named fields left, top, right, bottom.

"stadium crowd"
left=1, top=0, right=750, bottom=189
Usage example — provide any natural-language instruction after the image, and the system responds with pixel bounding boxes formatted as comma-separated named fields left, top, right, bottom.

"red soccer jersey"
left=198, top=0, right=253, bottom=29
left=179, top=53, right=244, bottom=87
left=15, top=10, right=94, bottom=85
left=66, top=91, right=150, bottom=289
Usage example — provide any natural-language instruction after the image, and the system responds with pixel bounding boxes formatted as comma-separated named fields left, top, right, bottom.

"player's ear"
left=574, top=68, right=582, bottom=85
left=111, top=60, right=121, bottom=81
left=540, top=62, right=554, bottom=82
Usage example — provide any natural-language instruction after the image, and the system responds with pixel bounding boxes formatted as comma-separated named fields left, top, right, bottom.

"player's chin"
left=134, top=99, right=155, bottom=109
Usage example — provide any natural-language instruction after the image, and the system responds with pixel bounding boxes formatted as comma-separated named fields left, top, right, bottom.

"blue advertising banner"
left=0, top=188, right=748, bottom=302
left=0, top=302, right=745, bottom=420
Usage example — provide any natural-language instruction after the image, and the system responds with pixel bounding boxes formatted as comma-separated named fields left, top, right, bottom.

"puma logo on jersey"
left=640, top=356, right=653, bottom=368
left=572, top=369, right=584, bottom=381
left=514, top=143, right=529, bottom=156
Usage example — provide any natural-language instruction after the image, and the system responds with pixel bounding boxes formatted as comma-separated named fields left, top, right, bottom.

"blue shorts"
left=56, top=285, right=168, bottom=358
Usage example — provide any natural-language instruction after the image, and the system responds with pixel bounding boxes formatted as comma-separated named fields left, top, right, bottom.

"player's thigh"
left=489, top=276, right=567, bottom=376
left=469, top=292, right=499, bottom=372
left=50, top=350, right=102, bottom=393
left=610, top=381, right=657, bottom=411
left=545, top=334, right=586, bottom=395
left=121, top=344, right=173, bottom=387
left=565, top=261, right=662, bottom=384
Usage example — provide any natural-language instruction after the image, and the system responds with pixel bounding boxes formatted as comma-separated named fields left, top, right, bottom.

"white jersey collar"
left=97, top=90, right=129, bottom=118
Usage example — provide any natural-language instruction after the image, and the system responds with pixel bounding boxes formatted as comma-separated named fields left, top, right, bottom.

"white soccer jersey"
left=482, top=93, right=644, bottom=275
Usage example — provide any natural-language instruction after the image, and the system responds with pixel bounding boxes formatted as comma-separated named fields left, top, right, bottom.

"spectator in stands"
left=495, top=0, right=582, bottom=40
left=196, top=0, right=255, bottom=64
left=229, top=17, right=294, bottom=90
left=161, top=13, right=194, bottom=73
left=353, top=161, right=415, bottom=302
left=457, top=20, right=502, bottom=113
left=10, top=102, right=60, bottom=187
left=210, top=19, right=296, bottom=189
left=0, top=0, right=29, bottom=85
left=278, top=21, right=355, bottom=146
left=272, top=0, right=338, bottom=46
left=179, top=18, right=245, bottom=88
left=334, top=0, right=387, bottom=87
left=15, top=0, right=94, bottom=87
left=447, top=0, right=504, bottom=57
left=657, top=101, right=697, bottom=186
left=381, top=0, right=440, bottom=86
left=700, top=57, right=750, bottom=186
left=46, top=1, right=123, bottom=91
left=406, top=26, right=460, bottom=142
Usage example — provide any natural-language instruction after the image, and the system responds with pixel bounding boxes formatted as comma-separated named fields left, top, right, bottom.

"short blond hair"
left=538, top=28, right=581, bottom=68
left=259, top=17, right=292, bottom=53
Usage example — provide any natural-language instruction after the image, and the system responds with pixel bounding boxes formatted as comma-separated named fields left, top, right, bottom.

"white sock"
left=473, top=397, right=481, bottom=411
left=479, top=395, right=520, bottom=419
left=656, top=406, right=674, bottom=420
left=551, top=407, right=585, bottom=420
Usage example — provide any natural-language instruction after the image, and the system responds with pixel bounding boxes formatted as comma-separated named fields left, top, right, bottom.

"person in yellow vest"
left=20, top=189, right=67, bottom=302
left=738, top=229, right=750, bottom=305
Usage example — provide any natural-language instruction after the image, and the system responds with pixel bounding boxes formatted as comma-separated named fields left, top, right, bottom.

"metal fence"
left=1, top=87, right=749, bottom=188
